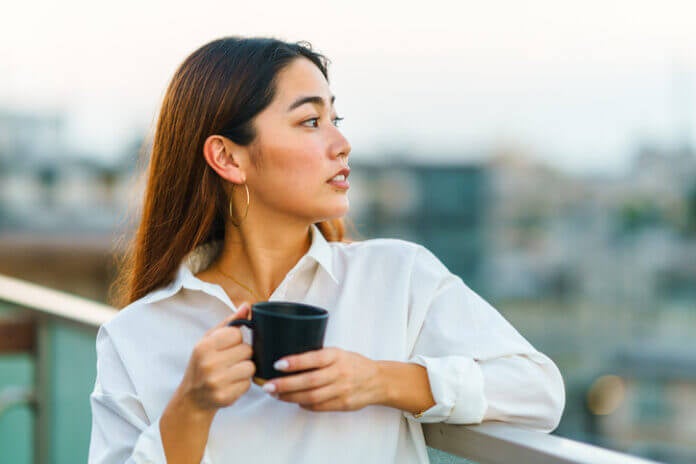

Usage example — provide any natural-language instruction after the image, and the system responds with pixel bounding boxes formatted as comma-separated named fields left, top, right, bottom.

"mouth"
left=327, top=174, right=350, bottom=190
left=327, top=167, right=350, bottom=182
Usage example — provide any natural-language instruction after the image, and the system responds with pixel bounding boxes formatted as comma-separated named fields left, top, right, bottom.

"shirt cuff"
left=406, top=355, right=487, bottom=424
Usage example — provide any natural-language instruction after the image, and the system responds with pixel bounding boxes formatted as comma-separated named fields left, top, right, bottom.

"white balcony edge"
left=0, top=274, right=116, bottom=329
left=423, top=421, right=659, bottom=464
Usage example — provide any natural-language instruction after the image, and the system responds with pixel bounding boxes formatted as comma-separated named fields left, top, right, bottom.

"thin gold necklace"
left=214, top=265, right=266, bottom=301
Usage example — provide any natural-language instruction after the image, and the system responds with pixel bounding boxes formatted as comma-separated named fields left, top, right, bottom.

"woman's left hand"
left=263, top=347, right=386, bottom=412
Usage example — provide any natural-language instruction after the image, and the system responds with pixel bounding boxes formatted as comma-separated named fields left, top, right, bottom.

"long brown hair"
left=110, top=37, right=359, bottom=308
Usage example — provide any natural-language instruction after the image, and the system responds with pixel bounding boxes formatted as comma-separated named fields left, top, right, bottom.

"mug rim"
left=252, top=301, right=328, bottom=319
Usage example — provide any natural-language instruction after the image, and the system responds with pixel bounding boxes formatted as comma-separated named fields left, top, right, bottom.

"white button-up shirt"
left=88, top=223, right=565, bottom=463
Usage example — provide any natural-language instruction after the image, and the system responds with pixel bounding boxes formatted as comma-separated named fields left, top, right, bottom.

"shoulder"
left=336, top=237, right=444, bottom=263
left=331, top=236, right=422, bottom=263
left=99, top=285, right=179, bottom=350
left=329, top=237, right=449, bottom=279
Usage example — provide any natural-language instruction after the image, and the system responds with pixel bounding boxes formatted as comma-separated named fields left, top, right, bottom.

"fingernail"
left=274, top=360, right=289, bottom=370
left=262, top=383, right=276, bottom=393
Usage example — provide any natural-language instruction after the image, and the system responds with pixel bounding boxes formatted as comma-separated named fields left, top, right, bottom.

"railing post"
left=0, top=313, right=41, bottom=462
left=34, top=319, right=52, bottom=464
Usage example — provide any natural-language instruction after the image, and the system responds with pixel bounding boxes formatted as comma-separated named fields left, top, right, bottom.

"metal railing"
left=0, top=274, right=659, bottom=464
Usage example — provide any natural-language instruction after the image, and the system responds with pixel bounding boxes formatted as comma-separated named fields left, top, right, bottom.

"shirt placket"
left=270, top=270, right=297, bottom=301
left=269, top=258, right=314, bottom=302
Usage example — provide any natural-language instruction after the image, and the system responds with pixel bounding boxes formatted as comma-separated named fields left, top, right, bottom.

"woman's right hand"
left=176, top=302, right=255, bottom=412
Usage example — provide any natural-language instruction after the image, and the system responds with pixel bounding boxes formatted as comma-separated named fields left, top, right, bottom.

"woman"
left=88, top=37, right=565, bottom=464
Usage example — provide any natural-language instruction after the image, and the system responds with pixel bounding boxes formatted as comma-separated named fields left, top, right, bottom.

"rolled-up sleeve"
left=88, top=325, right=168, bottom=463
left=404, top=245, right=565, bottom=432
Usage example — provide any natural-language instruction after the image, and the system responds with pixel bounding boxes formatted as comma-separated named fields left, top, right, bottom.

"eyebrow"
left=287, top=95, right=336, bottom=112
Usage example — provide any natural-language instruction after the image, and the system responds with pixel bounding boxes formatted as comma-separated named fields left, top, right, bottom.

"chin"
left=317, top=204, right=350, bottom=221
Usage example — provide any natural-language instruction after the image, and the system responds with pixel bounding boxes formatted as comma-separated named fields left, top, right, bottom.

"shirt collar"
left=140, top=223, right=337, bottom=305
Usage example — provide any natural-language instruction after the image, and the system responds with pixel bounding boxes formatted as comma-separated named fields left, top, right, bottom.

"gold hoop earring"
left=229, top=183, right=250, bottom=227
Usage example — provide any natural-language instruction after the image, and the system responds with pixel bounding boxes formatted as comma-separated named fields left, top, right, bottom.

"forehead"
left=272, top=57, right=331, bottom=105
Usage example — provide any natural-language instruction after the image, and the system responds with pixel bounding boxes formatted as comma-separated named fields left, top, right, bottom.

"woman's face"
left=243, top=57, right=352, bottom=224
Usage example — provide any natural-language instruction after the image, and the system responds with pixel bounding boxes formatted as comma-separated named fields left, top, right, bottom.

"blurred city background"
left=1, top=1, right=696, bottom=463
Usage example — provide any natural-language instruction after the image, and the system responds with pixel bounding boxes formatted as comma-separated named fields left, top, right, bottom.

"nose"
left=331, top=130, right=351, bottom=164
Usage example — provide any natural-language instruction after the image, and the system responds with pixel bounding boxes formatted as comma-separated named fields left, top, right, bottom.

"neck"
left=212, top=217, right=313, bottom=301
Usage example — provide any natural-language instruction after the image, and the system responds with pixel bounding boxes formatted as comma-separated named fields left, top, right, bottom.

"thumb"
left=225, top=302, right=252, bottom=325
left=212, top=302, right=251, bottom=331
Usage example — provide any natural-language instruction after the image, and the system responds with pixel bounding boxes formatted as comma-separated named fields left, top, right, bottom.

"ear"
left=202, top=135, right=247, bottom=184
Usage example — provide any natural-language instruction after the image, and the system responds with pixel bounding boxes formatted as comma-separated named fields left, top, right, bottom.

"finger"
left=274, top=347, right=338, bottom=373
left=268, top=365, right=339, bottom=395
left=276, top=383, right=341, bottom=406
left=195, top=344, right=251, bottom=379
left=201, top=357, right=254, bottom=392
left=223, top=303, right=252, bottom=326
left=207, top=303, right=252, bottom=349
left=221, top=359, right=256, bottom=383
left=219, top=343, right=253, bottom=366
left=216, top=377, right=253, bottom=406
left=208, top=302, right=251, bottom=334
left=208, top=326, right=244, bottom=350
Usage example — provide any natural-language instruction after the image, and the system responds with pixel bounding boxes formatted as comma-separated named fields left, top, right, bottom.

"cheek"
left=264, top=141, right=324, bottom=185
left=278, top=161, right=325, bottom=201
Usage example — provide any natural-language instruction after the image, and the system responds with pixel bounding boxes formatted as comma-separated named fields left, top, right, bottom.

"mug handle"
left=228, top=319, right=254, bottom=329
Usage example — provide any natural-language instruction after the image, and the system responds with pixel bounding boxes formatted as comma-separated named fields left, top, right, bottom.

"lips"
left=327, top=167, right=350, bottom=182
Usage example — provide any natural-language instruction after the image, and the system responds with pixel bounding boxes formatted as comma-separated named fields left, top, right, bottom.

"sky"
left=1, top=0, right=696, bottom=175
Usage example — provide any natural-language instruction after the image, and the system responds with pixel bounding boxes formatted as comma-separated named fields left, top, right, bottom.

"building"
left=348, top=158, right=490, bottom=292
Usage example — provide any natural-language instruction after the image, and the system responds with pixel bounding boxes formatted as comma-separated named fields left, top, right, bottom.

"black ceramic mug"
left=228, top=301, right=329, bottom=386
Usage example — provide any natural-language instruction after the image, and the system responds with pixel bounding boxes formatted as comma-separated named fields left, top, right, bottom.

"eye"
left=301, top=117, right=320, bottom=128
left=301, top=116, right=345, bottom=128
